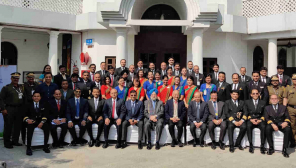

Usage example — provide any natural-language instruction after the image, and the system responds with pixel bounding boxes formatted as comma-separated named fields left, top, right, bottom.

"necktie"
left=152, top=101, right=155, bottom=110
left=254, top=100, right=258, bottom=109
left=242, top=76, right=245, bottom=82
left=196, top=103, right=200, bottom=121
left=95, top=99, right=98, bottom=111
left=76, top=99, right=80, bottom=117
left=279, top=75, right=283, bottom=83
left=189, top=70, right=192, bottom=74
left=173, top=100, right=178, bottom=118
left=215, top=72, right=218, bottom=80
left=102, top=70, right=104, bottom=76
left=35, top=103, right=39, bottom=113
left=214, top=101, right=218, bottom=119
left=57, top=100, right=60, bottom=111
left=63, top=91, right=67, bottom=99
left=235, top=101, right=238, bottom=107
left=132, top=102, right=135, bottom=115
left=73, top=83, right=75, bottom=90
left=273, top=105, right=278, bottom=113
left=112, top=100, right=115, bottom=118
left=111, top=75, right=114, bottom=86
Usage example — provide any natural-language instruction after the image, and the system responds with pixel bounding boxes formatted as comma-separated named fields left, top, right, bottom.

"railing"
left=243, top=0, right=296, bottom=18
left=0, top=0, right=82, bottom=15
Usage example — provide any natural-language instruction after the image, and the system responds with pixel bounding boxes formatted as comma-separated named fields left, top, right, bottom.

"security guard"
left=0, top=72, right=25, bottom=148
left=267, top=75, right=285, bottom=105
left=24, top=72, right=39, bottom=103
left=283, top=74, right=296, bottom=143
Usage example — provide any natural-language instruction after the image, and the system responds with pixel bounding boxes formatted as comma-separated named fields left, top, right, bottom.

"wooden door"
left=203, top=58, right=217, bottom=75
left=105, top=56, right=116, bottom=70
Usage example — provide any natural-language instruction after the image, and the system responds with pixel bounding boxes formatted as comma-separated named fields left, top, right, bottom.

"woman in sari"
left=154, top=71, right=163, bottom=87
left=184, top=76, right=199, bottom=108
left=167, top=67, right=175, bottom=86
left=101, top=76, right=112, bottom=99
left=180, top=67, right=188, bottom=87
left=127, top=78, right=145, bottom=101
left=171, top=76, right=185, bottom=100
left=157, top=75, right=173, bottom=105
left=39, top=65, right=53, bottom=84
left=200, top=74, right=217, bottom=102
left=144, top=71, right=155, bottom=99
left=138, top=69, right=147, bottom=87
left=114, top=77, right=129, bottom=101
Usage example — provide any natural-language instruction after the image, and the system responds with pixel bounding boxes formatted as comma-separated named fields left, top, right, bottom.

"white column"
left=268, top=38, right=277, bottom=77
left=48, top=31, right=60, bottom=76
left=115, top=28, right=128, bottom=68
left=192, top=28, right=204, bottom=73
left=0, top=26, right=3, bottom=65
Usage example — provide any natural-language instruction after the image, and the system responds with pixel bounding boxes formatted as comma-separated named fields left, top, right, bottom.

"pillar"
left=0, top=26, right=3, bottom=65
left=48, top=31, right=60, bottom=75
left=192, top=28, right=204, bottom=73
left=115, top=28, right=128, bottom=68
left=268, top=38, right=277, bottom=77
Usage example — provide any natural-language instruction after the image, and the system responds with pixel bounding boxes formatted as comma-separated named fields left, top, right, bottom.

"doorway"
left=253, top=46, right=264, bottom=71
left=203, top=58, right=217, bottom=75
left=105, top=56, right=116, bottom=70
left=1, top=42, right=18, bottom=65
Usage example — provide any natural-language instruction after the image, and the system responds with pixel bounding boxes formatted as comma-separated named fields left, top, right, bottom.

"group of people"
left=0, top=57, right=295, bottom=158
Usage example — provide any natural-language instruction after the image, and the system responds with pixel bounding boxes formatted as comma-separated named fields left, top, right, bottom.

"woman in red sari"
left=101, top=76, right=112, bottom=99
left=138, top=69, right=147, bottom=87
left=167, top=67, right=175, bottom=86
left=127, top=78, right=145, bottom=101
left=184, top=76, right=199, bottom=108
left=157, top=75, right=173, bottom=105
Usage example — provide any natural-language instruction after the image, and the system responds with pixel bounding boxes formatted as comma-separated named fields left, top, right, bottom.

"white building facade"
left=1, top=0, right=296, bottom=82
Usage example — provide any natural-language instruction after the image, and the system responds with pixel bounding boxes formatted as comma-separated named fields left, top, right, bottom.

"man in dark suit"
left=144, top=89, right=164, bottom=150
left=66, top=88, right=89, bottom=146
left=193, top=65, right=204, bottom=89
left=265, top=94, right=291, bottom=158
left=114, top=70, right=132, bottom=88
left=275, top=65, right=292, bottom=87
left=210, top=64, right=220, bottom=84
left=68, top=73, right=80, bottom=90
left=127, top=65, right=136, bottom=83
left=60, top=80, right=74, bottom=102
left=226, top=73, right=248, bottom=101
left=247, top=71, right=268, bottom=103
left=207, top=91, right=227, bottom=150
left=136, top=60, right=148, bottom=77
left=216, top=72, right=230, bottom=102
left=103, top=89, right=126, bottom=149
left=89, top=64, right=96, bottom=82
left=108, top=66, right=116, bottom=87
left=97, top=62, right=109, bottom=80
left=165, top=90, right=186, bottom=147
left=54, top=65, right=69, bottom=89
left=122, top=90, right=144, bottom=149
left=167, top=57, right=175, bottom=71
left=24, top=91, right=50, bottom=156
left=91, top=73, right=102, bottom=90
left=115, top=59, right=128, bottom=77
left=188, top=92, right=209, bottom=147
left=186, top=61, right=194, bottom=76
left=224, top=90, right=247, bottom=153
left=49, top=90, right=67, bottom=148
left=160, top=62, right=167, bottom=79
left=260, top=67, right=271, bottom=85
left=77, top=71, right=92, bottom=100
left=173, top=63, right=181, bottom=76
left=149, top=62, right=156, bottom=76
left=244, top=88, right=266, bottom=154
left=86, top=87, right=105, bottom=147
left=68, top=67, right=83, bottom=82
left=239, top=67, right=252, bottom=85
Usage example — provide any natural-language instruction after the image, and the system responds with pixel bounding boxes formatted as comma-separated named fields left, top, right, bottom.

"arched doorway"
left=134, top=4, right=187, bottom=68
left=278, top=48, right=287, bottom=68
left=1, top=42, right=18, bottom=65
left=253, top=46, right=264, bottom=71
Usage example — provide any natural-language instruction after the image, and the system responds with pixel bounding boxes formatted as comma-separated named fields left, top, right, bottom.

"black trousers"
left=246, top=120, right=266, bottom=146
left=86, top=119, right=104, bottom=141
left=190, top=122, right=207, bottom=142
left=228, top=121, right=247, bottom=146
left=68, top=120, right=87, bottom=141
left=208, top=120, right=227, bottom=142
left=266, top=124, right=291, bottom=149
left=104, top=118, right=122, bottom=143
left=168, top=120, right=183, bottom=141
left=3, top=106, right=22, bottom=146
left=122, top=120, right=144, bottom=141
left=27, top=122, right=49, bottom=148
left=51, top=123, right=67, bottom=144
left=144, top=118, right=164, bottom=143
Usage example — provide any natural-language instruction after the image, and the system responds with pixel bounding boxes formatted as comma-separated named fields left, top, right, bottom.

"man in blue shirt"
left=36, top=72, right=58, bottom=102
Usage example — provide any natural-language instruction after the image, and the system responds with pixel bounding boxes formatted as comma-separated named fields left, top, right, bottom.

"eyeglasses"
left=75, top=91, right=81, bottom=93
left=252, top=93, right=259, bottom=95
left=130, top=94, right=136, bottom=97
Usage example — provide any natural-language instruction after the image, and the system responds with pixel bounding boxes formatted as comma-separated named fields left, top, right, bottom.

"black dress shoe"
left=193, top=140, right=197, bottom=147
left=290, top=143, right=295, bottom=148
left=121, top=142, right=127, bottom=149
left=200, top=141, right=205, bottom=147
left=12, top=142, right=22, bottom=146
left=147, top=143, right=152, bottom=150
left=71, top=140, right=77, bottom=146
left=95, top=140, right=100, bottom=147
left=26, top=148, right=33, bottom=156
left=155, top=142, right=160, bottom=150
left=80, top=139, right=87, bottom=146
left=115, top=143, right=121, bottom=149
left=260, top=146, right=265, bottom=154
left=58, top=143, right=64, bottom=148
left=178, top=142, right=184, bottom=147
left=89, top=140, right=94, bottom=147
left=229, top=145, right=235, bottom=153
left=236, top=145, right=244, bottom=150
left=171, top=139, right=176, bottom=147
left=267, top=148, right=274, bottom=155
left=249, top=145, right=254, bottom=153
left=4, top=145, right=13, bottom=149
left=102, top=142, right=109, bottom=149
left=138, top=141, right=143, bottom=150
left=43, top=147, right=50, bottom=153
left=282, top=148, right=289, bottom=158
left=211, top=143, right=216, bottom=150
left=219, top=141, right=225, bottom=150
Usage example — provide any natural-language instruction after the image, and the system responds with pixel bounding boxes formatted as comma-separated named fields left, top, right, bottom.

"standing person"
left=68, top=73, right=79, bottom=91
left=149, top=62, right=156, bottom=76
left=207, top=91, right=227, bottom=150
left=60, top=80, right=74, bottom=102
left=144, top=71, right=155, bottom=100
left=137, top=69, right=147, bottom=87
left=144, top=89, right=164, bottom=150
left=183, top=76, right=199, bottom=108
left=239, top=67, right=252, bottom=85
left=267, top=76, right=284, bottom=105
left=49, top=90, right=67, bottom=148
left=167, top=67, right=175, bottom=86
left=0, top=72, right=24, bottom=148
left=259, top=67, right=271, bottom=85
left=114, top=70, right=132, bottom=88
left=127, top=65, right=136, bottom=83
left=186, top=61, right=194, bottom=76
left=91, top=73, right=102, bottom=91
left=193, top=65, right=204, bottom=89
left=173, top=63, right=181, bottom=76
left=115, top=77, right=129, bottom=101
left=154, top=71, right=163, bottom=88
left=54, top=65, right=69, bottom=89
left=86, top=87, right=105, bottom=147
left=265, top=94, right=291, bottom=158
left=165, top=90, right=186, bottom=147
left=24, top=91, right=50, bottom=156
left=276, top=65, right=292, bottom=87
left=127, top=78, right=145, bottom=101
left=160, top=62, right=167, bottom=79
left=122, top=90, right=144, bottom=149
left=171, top=76, right=185, bottom=100
left=200, top=74, right=217, bottom=102
left=180, top=67, right=188, bottom=87
left=188, top=92, right=209, bottom=147
left=226, top=73, right=248, bottom=101
left=102, top=89, right=126, bottom=149
left=77, top=71, right=92, bottom=100
left=157, top=75, right=173, bottom=105
left=224, top=90, right=247, bottom=153
left=24, top=72, right=39, bottom=103
left=136, top=60, right=148, bottom=77
left=247, top=71, right=268, bottom=103
left=108, top=66, right=116, bottom=87
left=115, top=59, right=128, bottom=77
left=167, top=57, right=175, bottom=71
left=89, top=64, right=96, bottom=82
left=216, top=72, right=230, bottom=102
left=39, top=65, right=52, bottom=84
left=69, top=67, right=83, bottom=82
left=210, top=64, right=220, bottom=84
left=66, top=88, right=89, bottom=146
left=101, top=76, right=112, bottom=100
left=97, top=62, right=109, bottom=80
left=36, top=72, right=58, bottom=102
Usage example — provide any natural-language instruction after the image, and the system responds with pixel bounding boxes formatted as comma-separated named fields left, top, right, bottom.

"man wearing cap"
left=54, top=65, right=69, bottom=89
left=0, top=72, right=25, bottom=148
left=24, top=72, right=39, bottom=103
left=267, top=76, right=285, bottom=105
left=275, top=65, right=291, bottom=87
left=283, top=73, right=296, bottom=144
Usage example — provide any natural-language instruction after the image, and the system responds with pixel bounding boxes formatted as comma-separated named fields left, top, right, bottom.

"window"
left=105, top=56, right=116, bottom=70
left=253, top=46, right=264, bottom=71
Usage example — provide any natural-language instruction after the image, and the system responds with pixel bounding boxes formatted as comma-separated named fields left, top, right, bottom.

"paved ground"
left=1, top=140, right=296, bottom=168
